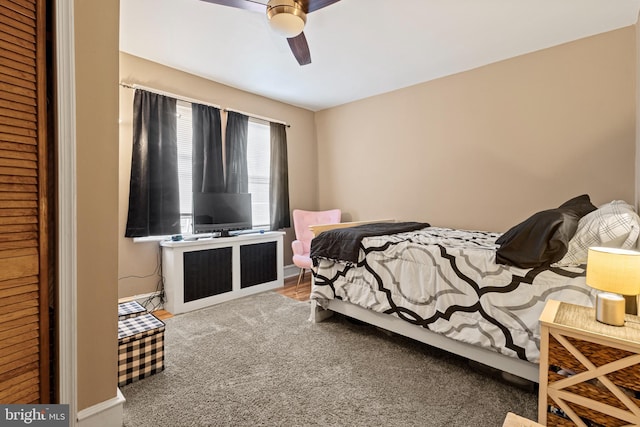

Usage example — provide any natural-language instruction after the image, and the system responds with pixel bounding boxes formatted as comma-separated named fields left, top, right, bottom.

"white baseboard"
left=118, top=291, right=164, bottom=311
left=283, top=264, right=301, bottom=279
left=120, top=268, right=301, bottom=311
left=77, top=388, right=125, bottom=427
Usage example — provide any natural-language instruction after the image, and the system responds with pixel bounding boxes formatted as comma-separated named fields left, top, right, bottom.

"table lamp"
left=586, top=247, right=640, bottom=326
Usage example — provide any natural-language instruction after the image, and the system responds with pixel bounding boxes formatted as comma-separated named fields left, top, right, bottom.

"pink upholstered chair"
left=292, top=209, right=341, bottom=291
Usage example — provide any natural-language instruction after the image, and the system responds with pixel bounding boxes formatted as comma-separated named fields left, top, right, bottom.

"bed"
left=308, top=197, right=640, bottom=383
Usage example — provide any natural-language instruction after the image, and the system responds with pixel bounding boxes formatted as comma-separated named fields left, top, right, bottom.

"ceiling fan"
left=200, top=0, right=342, bottom=66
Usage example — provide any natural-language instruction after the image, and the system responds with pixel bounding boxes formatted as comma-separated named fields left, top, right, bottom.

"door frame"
left=55, top=0, right=78, bottom=423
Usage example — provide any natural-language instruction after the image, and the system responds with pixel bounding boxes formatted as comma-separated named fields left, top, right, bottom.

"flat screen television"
left=193, top=192, right=252, bottom=236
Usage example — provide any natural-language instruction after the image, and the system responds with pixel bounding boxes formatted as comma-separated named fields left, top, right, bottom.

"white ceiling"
left=120, top=0, right=640, bottom=112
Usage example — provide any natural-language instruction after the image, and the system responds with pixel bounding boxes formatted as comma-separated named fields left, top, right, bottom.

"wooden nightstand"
left=502, top=412, right=543, bottom=427
left=538, top=300, right=640, bottom=426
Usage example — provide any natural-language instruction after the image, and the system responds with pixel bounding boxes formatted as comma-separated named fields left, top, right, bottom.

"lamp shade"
left=586, top=247, right=640, bottom=295
left=267, top=0, right=306, bottom=38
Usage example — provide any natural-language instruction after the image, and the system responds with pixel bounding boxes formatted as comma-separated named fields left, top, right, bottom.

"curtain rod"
left=224, top=108, right=289, bottom=128
left=120, top=82, right=222, bottom=109
left=120, top=82, right=290, bottom=127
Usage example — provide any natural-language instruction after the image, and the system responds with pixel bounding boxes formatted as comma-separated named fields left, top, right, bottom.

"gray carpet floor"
left=121, top=291, right=538, bottom=426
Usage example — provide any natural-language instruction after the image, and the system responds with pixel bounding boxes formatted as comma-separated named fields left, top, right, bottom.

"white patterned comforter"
left=311, top=227, right=595, bottom=363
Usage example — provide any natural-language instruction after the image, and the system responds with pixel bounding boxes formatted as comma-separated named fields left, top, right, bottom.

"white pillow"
left=554, top=200, right=640, bottom=267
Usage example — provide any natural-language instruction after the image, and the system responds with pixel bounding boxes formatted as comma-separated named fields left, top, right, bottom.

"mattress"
left=311, top=226, right=595, bottom=363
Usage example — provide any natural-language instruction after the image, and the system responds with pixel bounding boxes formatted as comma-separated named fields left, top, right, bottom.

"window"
left=175, top=102, right=271, bottom=234
left=247, top=119, right=270, bottom=228
left=176, top=101, right=194, bottom=232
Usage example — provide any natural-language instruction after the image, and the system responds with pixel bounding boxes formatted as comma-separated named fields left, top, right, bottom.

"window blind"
left=176, top=101, right=193, bottom=232
left=247, top=119, right=271, bottom=227
left=175, top=104, right=271, bottom=233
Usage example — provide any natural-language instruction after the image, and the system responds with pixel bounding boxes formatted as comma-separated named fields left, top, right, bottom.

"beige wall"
left=75, top=1, right=120, bottom=411
left=315, top=27, right=636, bottom=233
left=118, top=53, right=318, bottom=298
left=119, top=27, right=637, bottom=299
left=637, top=13, right=640, bottom=208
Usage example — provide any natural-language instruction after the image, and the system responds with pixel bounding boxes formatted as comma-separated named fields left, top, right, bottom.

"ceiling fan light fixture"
left=266, top=0, right=307, bottom=38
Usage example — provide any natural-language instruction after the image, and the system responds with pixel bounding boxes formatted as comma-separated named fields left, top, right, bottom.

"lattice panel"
left=546, top=332, right=640, bottom=427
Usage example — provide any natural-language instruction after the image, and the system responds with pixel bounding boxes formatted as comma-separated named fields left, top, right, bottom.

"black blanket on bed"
left=310, top=221, right=430, bottom=264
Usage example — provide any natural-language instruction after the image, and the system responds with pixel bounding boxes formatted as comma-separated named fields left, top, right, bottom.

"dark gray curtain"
left=225, top=111, right=249, bottom=193
left=269, top=122, right=291, bottom=230
left=125, top=90, right=181, bottom=237
left=192, top=104, right=224, bottom=193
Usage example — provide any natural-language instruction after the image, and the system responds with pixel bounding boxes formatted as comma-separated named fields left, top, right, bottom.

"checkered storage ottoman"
left=118, top=313, right=165, bottom=387
left=118, top=301, right=147, bottom=320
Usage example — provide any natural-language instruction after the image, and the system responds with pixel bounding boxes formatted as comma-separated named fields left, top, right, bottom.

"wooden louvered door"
left=0, top=0, right=50, bottom=403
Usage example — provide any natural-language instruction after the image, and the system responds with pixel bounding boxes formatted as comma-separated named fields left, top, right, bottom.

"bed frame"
left=308, top=221, right=540, bottom=384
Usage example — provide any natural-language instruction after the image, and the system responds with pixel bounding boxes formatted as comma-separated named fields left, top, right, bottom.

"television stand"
left=160, top=231, right=284, bottom=314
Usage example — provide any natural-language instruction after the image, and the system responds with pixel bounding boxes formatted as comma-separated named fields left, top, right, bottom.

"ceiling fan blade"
left=199, top=0, right=266, bottom=13
left=287, top=32, right=311, bottom=66
left=301, top=0, right=341, bottom=13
